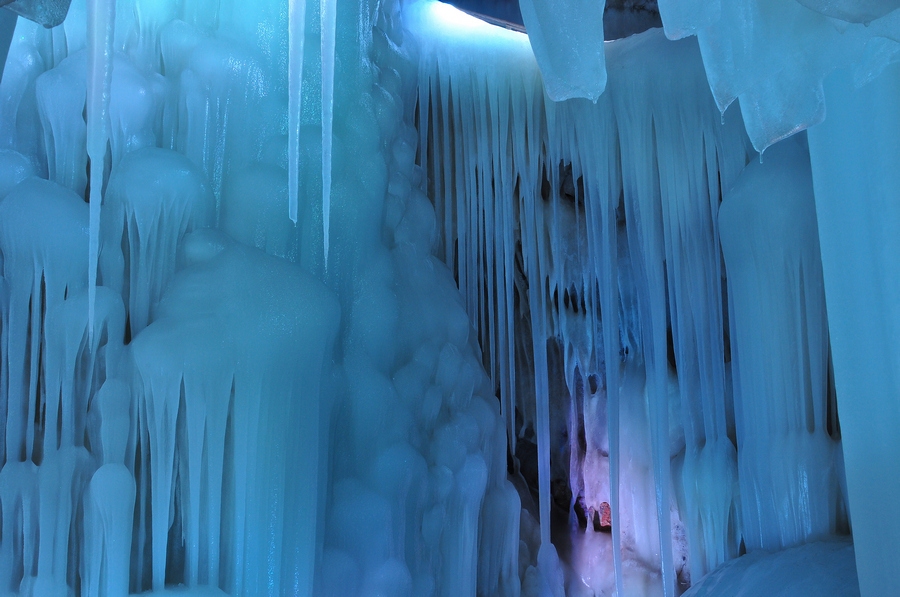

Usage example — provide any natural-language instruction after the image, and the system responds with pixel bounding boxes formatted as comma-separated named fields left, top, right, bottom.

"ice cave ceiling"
left=0, top=1, right=897, bottom=597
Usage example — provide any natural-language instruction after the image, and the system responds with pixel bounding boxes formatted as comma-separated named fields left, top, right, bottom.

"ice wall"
left=0, top=0, right=518, bottom=595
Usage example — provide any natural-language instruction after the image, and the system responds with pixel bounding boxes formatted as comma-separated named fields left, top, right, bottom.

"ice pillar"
left=807, top=63, right=900, bottom=597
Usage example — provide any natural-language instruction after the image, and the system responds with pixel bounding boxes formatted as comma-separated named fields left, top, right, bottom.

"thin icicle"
left=321, top=0, right=337, bottom=267
left=85, top=0, right=115, bottom=335
left=288, top=0, right=307, bottom=223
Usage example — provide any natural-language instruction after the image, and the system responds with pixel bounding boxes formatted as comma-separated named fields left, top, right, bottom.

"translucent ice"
left=517, top=0, right=607, bottom=101
left=719, top=135, right=843, bottom=552
left=655, top=0, right=900, bottom=151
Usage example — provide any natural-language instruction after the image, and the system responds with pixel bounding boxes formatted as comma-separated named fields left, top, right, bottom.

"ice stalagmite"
left=288, top=0, right=307, bottom=223
left=321, top=0, right=337, bottom=266
left=85, top=0, right=116, bottom=333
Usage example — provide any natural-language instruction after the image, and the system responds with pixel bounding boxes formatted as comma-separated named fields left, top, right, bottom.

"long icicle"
left=86, top=0, right=115, bottom=336
left=321, top=0, right=337, bottom=268
left=288, top=0, right=307, bottom=223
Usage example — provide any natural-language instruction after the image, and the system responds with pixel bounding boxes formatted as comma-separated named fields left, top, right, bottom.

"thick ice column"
left=719, top=136, right=840, bottom=552
left=0, top=461, right=38, bottom=593
left=34, top=447, right=95, bottom=593
left=439, top=455, right=487, bottom=596
left=807, top=63, right=900, bottom=597
left=82, top=376, right=134, bottom=597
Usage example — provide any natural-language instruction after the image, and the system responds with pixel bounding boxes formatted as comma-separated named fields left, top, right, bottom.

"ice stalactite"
left=34, top=48, right=159, bottom=198
left=321, top=0, right=337, bottom=266
left=408, top=4, right=788, bottom=593
left=0, top=178, right=89, bottom=465
left=129, top=234, right=339, bottom=593
left=86, top=0, right=116, bottom=333
left=100, top=147, right=215, bottom=338
left=43, top=287, right=125, bottom=452
left=288, top=0, right=307, bottom=224
left=516, top=0, right=607, bottom=102
left=169, top=36, right=268, bottom=207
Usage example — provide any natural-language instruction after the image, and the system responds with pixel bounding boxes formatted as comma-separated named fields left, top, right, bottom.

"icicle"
left=85, top=0, right=115, bottom=336
left=440, top=76, right=454, bottom=269
left=288, top=0, right=307, bottom=224
left=321, top=0, right=337, bottom=267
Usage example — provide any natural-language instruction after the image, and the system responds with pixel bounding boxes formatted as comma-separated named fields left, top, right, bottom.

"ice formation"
left=0, top=0, right=897, bottom=596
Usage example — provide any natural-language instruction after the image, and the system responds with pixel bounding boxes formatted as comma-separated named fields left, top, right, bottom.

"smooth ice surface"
left=656, top=0, right=900, bottom=152
left=807, top=63, right=900, bottom=597
left=719, top=135, right=843, bottom=552
left=682, top=539, right=859, bottom=597
left=517, top=0, right=607, bottom=101
left=0, top=149, right=33, bottom=198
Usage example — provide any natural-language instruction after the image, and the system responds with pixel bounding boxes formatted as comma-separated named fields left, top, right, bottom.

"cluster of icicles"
left=409, top=3, right=848, bottom=596
left=0, top=0, right=347, bottom=594
left=0, top=0, right=524, bottom=595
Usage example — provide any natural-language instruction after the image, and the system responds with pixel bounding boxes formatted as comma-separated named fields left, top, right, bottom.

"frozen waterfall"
left=0, top=0, right=898, bottom=596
